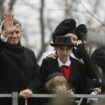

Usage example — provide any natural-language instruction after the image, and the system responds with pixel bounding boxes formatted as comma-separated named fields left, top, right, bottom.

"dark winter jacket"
left=0, top=42, right=41, bottom=93
left=40, top=56, right=95, bottom=94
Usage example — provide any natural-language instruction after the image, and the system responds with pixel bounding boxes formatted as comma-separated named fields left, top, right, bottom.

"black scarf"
left=2, top=42, right=25, bottom=71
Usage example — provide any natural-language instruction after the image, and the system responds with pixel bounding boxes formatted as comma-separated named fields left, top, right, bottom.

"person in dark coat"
left=0, top=12, right=41, bottom=105
left=45, top=18, right=99, bottom=91
left=41, top=18, right=98, bottom=93
left=91, top=46, right=105, bottom=93
left=40, top=36, right=95, bottom=94
left=40, top=18, right=99, bottom=105
left=85, top=46, right=105, bottom=105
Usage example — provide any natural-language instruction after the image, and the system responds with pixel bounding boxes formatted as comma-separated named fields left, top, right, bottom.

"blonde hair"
left=45, top=76, right=69, bottom=93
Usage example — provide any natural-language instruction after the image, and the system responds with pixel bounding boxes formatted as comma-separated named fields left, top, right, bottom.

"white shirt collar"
left=58, top=56, right=71, bottom=67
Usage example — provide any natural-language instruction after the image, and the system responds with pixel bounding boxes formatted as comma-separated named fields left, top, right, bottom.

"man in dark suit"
left=0, top=12, right=41, bottom=105
left=40, top=36, right=93, bottom=94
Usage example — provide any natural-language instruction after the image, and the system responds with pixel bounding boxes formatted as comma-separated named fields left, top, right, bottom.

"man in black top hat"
left=40, top=18, right=90, bottom=64
left=40, top=35, right=95, bottom=94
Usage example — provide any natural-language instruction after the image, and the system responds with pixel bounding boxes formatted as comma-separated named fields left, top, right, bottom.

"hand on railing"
left=19, top=89, right=33, bottom=98
left=87, top=87, right=101, bottom=105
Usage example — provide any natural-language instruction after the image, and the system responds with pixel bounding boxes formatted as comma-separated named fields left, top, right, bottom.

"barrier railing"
left=0, top=92, right=105, bottom=105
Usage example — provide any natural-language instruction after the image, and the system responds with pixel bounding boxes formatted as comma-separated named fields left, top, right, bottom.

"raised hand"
left=66, top=33, right=78, bottom=46
left=3, top=12, right=14, bottom=39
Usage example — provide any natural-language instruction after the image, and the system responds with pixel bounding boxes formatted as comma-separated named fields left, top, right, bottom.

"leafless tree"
left=8, top=0, right=16, bottom=11
left=0, top=0, right=16, bottom=20
left=0, top=0, right=5, bottom=18
left=1, top=0, right=105, bottom=62
left=36, top=0, right=53, bottom=62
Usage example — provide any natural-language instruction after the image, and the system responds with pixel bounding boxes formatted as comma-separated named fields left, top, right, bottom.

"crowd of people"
left=0, top=12, right=105, bottom=105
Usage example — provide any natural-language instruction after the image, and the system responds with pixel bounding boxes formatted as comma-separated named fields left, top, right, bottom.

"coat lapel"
left=69, top=57, right=81, bottom=85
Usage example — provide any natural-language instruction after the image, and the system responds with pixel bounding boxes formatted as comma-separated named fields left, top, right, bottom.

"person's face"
left=7, top=25, right=22, bottom=45
left=55, top=46, right=72, bottom=63
left=66, top=33, right=78, bottom=45
left=55, top=84, right=67, bottom=92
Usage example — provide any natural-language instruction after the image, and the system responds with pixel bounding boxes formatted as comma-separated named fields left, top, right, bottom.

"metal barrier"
left=0, top=92, right=18, bottom=105
left=0, top=92, right=105, bottom=105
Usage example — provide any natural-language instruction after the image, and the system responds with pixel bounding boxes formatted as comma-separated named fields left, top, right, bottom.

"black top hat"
left=50, top=36, right=74, bottom=47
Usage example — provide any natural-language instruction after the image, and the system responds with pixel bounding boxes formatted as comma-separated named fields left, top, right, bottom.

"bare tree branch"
left=40, top=0, right=45, bottom=45
left=22, top=0, right=38, bottom=10
left=8, top=0, right=16, bottom=12
left=79, top=0, right=105, bottom=26
left=0, top=0, right=5, bottom=17
left=37, top=0, right=46, bottom=62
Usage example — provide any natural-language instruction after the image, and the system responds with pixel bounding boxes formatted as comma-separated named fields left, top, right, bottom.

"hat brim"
left=50, top=43, right=74, bottom=47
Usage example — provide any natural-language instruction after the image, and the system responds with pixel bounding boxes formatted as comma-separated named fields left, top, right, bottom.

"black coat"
left=0, top=42, right=41, bottom=93
left=40, top=56, right=93, bottom=94
left=75, top=43, right=98, bottom=78
left=91, top=46, right=105, bottom=92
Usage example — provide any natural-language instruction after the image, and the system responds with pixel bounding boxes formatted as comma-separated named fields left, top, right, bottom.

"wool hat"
left=46, top=72, right=64, bottom=82
left=50, top=36, right=74, bottom=47
left=52, top=18, right=76, bottom=42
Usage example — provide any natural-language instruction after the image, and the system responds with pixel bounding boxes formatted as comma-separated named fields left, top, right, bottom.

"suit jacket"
left=40, top=56, right=91, bottom=94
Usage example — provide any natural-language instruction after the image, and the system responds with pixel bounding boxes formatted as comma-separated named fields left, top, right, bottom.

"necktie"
left=59, top=65, right=71, bottom=81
